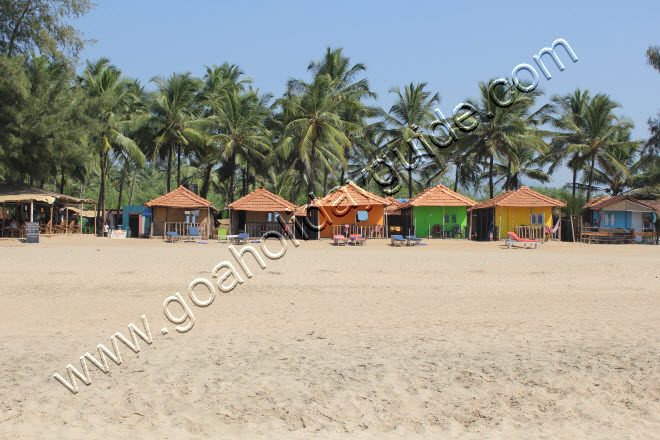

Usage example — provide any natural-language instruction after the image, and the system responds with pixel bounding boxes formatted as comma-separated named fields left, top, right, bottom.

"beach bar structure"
left=315, top=182, right=389, bottom=239
left=583, top=195, right=657, bottom=242
left=145, top=185, right=216, bottom=239
left=0, top=180, right=97, bottom=237
left=470, top=186, right=565, bottom=241
left=226, top=187, right=296, bottom=237
left=401, top=184, right=477, bottom=238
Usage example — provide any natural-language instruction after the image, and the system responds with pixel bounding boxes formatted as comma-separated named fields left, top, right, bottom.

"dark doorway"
left=128, top=215, right=139, bottom=238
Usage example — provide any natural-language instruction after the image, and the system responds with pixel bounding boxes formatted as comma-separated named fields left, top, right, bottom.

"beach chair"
left=391, top=235, right=406, bottom=246
left=188, top=226, right=201, bottom=242
left=52, top=220, right=66, bottom=234
left=333, top=234, right=348, bottom=245
left=40, top=220, right=52, bottom=234
left=505, top=231, right=542, bottom=249
left=349, top=234, right=365, bottom=246
left=406, top=235, right=422, bottom=246
left=166, top=231, right=182, bottom=243
left=67, top=220, right=79, bottom=234
left=234, top=232, right=249, bottom=245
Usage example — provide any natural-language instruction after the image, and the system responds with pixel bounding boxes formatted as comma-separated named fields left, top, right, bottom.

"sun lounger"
left=188, top=226, right=201, bottom=242
left=349, top=234, right=365, bottom=246
left=166, top=231, right=182, bottom=243
left=405, top=235, right=422, bottom=246
left=234, top=232, right=249, bottom=245
left=333, top=234, right=348, bottom=246
left=506, top=231, right=542, bottom=249
left=391, top=235, right=406, bottom=246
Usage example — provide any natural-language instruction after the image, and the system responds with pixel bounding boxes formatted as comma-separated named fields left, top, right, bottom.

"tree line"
left=1, top=2, right=659, bottom=226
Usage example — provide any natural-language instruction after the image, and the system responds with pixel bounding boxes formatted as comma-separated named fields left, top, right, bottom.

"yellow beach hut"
left=470, top=186, right=566, bottom=241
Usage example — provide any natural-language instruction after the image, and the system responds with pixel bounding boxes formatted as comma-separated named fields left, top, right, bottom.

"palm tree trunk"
left=97, top=151, right=109, bottom=234
left=586, top=151, right=596, bottom=202
left=505, top=159, right=512, bottom=191
left=571, top=168, right=577, bottom=198
left=323, top=166, right=328, bottom=195
left=200, top=163, right=212, bottom=199
left=166, top=139, right=173, bottom=193
left=60, top=169, right=65, bottom=195
left=227, top=152, right=236, bottom=203
left=116, top=160, right=128, bottom=215
left=489, top=154, right=494, bottom=198
left=408, top=149, right=413, bottom=199
left=340, top=169, right=345, bottom=186
left=453, top=165, right=459, bottom=192
left=128, top=166, right=137, bottom=205
left=307, top=138, right=317, bottom=203
left=177, top=145, right=182, bottom=187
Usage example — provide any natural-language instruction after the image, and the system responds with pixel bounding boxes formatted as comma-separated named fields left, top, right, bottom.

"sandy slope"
left=0, top=235, right=658, bottom=439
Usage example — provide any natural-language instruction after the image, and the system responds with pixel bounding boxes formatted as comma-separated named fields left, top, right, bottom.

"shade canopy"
left=0, top=180, right=97, bottom=205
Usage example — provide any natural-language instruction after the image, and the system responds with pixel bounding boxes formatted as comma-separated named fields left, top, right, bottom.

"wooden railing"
left=164, top=222, right=209, bottom=239
left=240, top=222, right=290, bottom=238
left=332, top=224, right=384, bottom=238
left=514, top=225, right=559, bottom=240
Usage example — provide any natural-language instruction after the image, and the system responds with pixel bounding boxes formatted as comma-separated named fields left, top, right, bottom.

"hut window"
left=444, top=215, right=450, bottom=223
left=451, top=214, right=456, bottom=223
left=530, top=214, right=544, bottom=225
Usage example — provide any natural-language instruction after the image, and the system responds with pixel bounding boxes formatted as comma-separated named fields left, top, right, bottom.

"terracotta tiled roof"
left=402, top=184, right=477, bottom=208
left=145, top=185, right=216, bottom=209
left=317, top=182, right=389, bottom=207
left=583, top=194, right=655, bottom=211
left=227, top=187, right=296, bottom=212
left=384, top=196, right=405, bottom=215
left=472, top=186, right=566, bottom=209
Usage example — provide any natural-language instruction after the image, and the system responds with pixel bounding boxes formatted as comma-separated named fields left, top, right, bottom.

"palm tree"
left=278, top=74, right=363, bottom=202
left=542, top=89, right=591, bottom=197
left=493, top=145, right=551, bottom=190
left=208, top=89, right=272, bottom=203
left=375, top=82, right=440, bottom=198
left=458, top=80, right=548, bottom=198
left=589, top=127, right=641, bottom=195
left=79, top=58, right=145, bottom=231
left=144, top=73, right=207, bottom=192
left=562, top=94, right=636, bottom=202
left=198, top=64, right=252, bottom=198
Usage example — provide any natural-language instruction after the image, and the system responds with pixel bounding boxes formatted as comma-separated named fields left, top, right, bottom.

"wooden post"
left=49, top=203, right=54, bottom=234
left=30, top=201, right=34, bottom=222
left=65, top=204, right=68, bottom=233
left=442, top=206, right=445, bottom=239
left=208, top=207, right=211, bottom=239
left=498, top=206, right=502, bottom=241
left=1, top=203, right=5, bottom=237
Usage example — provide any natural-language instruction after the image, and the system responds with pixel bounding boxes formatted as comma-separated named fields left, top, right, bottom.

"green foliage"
left=0, top=0, right=96, bottom=63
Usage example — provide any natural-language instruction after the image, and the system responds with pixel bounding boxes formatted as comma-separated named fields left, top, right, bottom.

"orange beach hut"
left=314, top=182, right=389, bottom=239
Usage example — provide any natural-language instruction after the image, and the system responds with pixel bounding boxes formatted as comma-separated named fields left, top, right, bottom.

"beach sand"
left=0, top=235, right=658, bottom=439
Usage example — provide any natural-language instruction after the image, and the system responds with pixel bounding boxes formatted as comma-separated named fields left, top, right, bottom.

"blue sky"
left=75, top=0, right=660, bottom=188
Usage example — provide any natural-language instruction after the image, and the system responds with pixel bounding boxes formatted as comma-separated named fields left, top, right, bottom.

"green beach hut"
left=402, top=184, right=477, bottom=238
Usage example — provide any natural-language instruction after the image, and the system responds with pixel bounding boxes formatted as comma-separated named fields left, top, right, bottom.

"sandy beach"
left=0, top=235, right=658, bottom=439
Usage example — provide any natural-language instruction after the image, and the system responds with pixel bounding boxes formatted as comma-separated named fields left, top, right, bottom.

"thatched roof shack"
left=401, top=184, right=476, bottom=238
left=0, top=180, right=97, bottom=235
left=226, top=187, right=296, bottom=237
left=470, top=186, right=565, bottom=241
left=145, top=185, right=217, bottom=239
left=313, top=182, right=389, bottom=238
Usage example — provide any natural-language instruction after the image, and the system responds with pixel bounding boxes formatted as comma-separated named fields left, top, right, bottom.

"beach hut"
left=384, top=196, right=406, bottom=237
left=470, top=186, right=566, bottom=241
left=145, top=185, right=216, bottom=239
left=400, top=184, right=476, bottom=238
left=583, top=195, right=657, bottom=242
left=226, top=187, right=296, bottom=237
left=314, top=182, right=389, bottom=239
left=0, top=180, right=97, bottom=236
